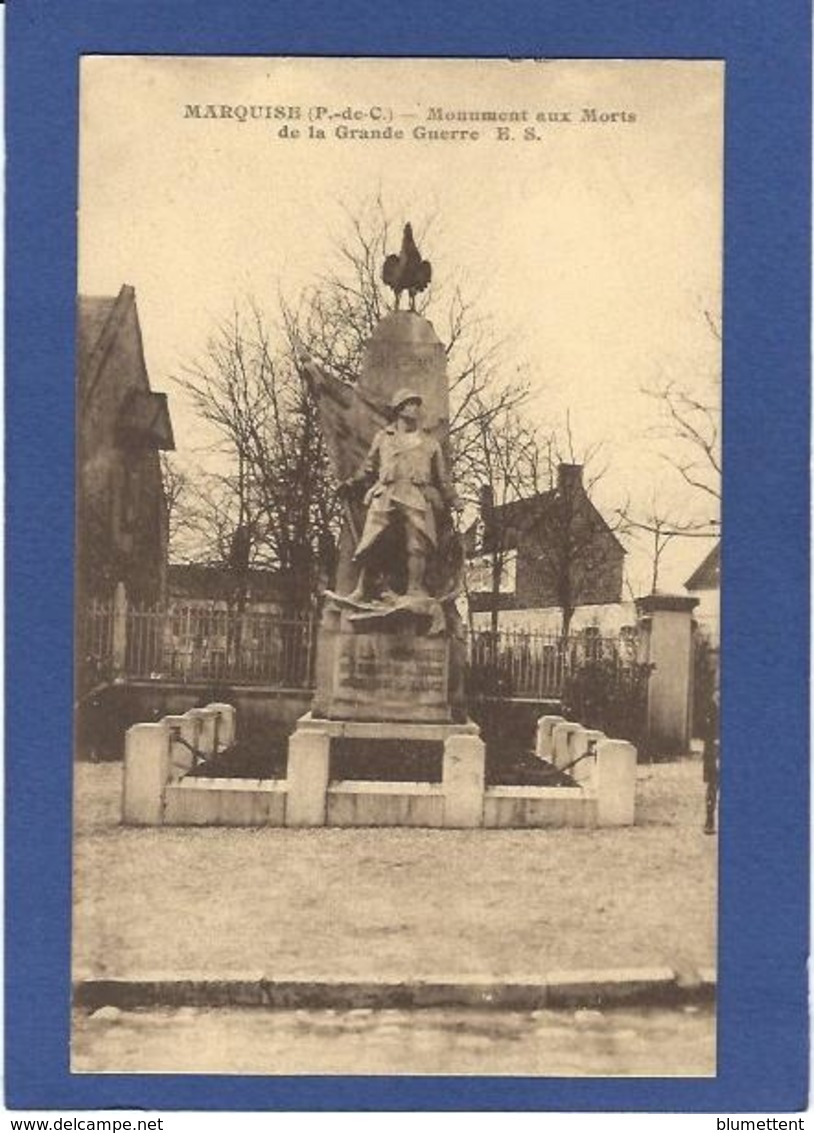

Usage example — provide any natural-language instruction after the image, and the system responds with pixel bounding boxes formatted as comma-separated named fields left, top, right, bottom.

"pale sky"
left=78, top=56, right=723, bottom=593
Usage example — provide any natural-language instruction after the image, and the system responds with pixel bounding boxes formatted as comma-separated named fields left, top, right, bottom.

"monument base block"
left=312, top=607, right=464, bottom=723
left=285, top=713, right=484, bottom=827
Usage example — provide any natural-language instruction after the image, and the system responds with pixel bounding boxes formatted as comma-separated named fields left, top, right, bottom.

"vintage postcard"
left=70, top=55, right=724, bottom=1079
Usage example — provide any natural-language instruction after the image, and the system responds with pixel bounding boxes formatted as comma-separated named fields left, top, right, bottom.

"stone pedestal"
left=313, top=607, right=456, bottom=723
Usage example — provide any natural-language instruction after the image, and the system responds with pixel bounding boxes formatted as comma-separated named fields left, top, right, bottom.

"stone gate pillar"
left=635, top=594, right=699, bottom=755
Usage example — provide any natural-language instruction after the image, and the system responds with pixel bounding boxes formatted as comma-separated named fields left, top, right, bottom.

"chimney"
left=557, top=463, right=583, bottom=495
left=477, top=485, right=495, bottom=549
left=479, top=485, right=495, bottom=521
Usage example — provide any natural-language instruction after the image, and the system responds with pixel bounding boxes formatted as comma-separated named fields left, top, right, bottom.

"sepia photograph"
left=71, top=56, right=722, bottom=1077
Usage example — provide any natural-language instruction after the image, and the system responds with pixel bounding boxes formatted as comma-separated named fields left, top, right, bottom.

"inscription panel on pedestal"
left=335, top=633, right=449, bottom=708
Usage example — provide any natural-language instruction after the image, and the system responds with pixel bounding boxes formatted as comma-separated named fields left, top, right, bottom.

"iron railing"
left=79, top=600, right=637, bottom=700
left=467, top=626, right=638, bottom=700
left=80, top=600, right=316, bottom=688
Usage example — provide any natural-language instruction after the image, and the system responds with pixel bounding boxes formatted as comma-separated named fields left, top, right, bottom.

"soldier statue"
left=341, top=387, right=460, bottom=603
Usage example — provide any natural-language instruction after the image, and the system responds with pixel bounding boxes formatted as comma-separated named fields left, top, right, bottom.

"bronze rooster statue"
left=382, top=223, right=432, bottom=310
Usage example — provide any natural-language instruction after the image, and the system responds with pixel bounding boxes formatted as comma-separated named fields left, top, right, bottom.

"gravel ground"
left=72, top=760, right=717, bottom=981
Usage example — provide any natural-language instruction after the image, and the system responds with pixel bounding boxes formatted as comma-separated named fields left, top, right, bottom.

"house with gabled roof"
left=684, top=541, right=720, bottom=644
left=464, top=463, right=630, bottom=635
left=77, top=284, right=175, bottom=607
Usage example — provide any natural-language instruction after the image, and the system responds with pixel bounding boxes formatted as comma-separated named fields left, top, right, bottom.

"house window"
left=466, top=550, right=517, bottom=595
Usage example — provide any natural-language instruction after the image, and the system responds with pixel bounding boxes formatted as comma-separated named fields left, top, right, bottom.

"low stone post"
left=595, top=739, right=637, bottom=826
left=163, top=713, right=198, bottom=778
left=443, top=734, right=485, bottom=827
left=568, top=728, right=605, bottom=786
left=552, top=722, right=582, bottom=770
left=208, top=703, right=236, bottom=751
left=535, top=715, right=565, bottom=760
left=122, top=721, right=171, bottom=825
left=187, top=707, right=219, bottom=757
left=286, top=727, right=331, bottom=827
left=181, top=710, right=203, bottom=764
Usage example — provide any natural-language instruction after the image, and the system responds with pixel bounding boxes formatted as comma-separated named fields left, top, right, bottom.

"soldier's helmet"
left=390, top=388, right=423, bottom=413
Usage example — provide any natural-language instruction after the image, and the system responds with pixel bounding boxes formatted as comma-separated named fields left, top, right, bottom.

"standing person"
left=702, top=676, right=720, bottom=835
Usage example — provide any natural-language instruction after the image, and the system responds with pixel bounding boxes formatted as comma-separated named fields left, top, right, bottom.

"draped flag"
left=298, top=355, right=387, bottom=483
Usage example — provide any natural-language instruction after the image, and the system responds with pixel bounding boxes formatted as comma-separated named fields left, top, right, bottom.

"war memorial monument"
left=287, top=224, right=486, bottom=825
left=122, top=226, right=642, bottom=831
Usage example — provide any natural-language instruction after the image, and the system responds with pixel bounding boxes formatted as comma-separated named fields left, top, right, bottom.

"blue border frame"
left=6, top=0, right=810, bottom=1111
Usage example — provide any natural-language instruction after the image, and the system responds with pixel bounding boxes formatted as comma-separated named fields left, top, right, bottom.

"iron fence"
left=79, top=600, right=637, bottom=700
left=80, top=600, right=316, bottom=688
left=466, top=626, right=639, bottom=700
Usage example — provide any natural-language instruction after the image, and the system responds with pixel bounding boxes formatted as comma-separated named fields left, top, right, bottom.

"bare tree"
left=159, top=452, right=195, bottom=560
left=619, top=493, right=719, bottom=593
left=172, top=305, right=340, bottom=612
left=462, top=410, right=626, bottom=640
left=647, top=309, right=722, bottom=507
left=462, top=405, right=547, bottom=635
left=166, top=469, right=251, bottom=567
